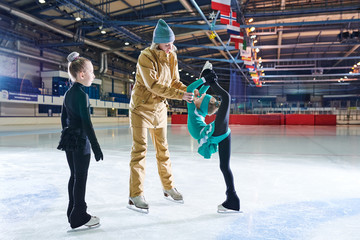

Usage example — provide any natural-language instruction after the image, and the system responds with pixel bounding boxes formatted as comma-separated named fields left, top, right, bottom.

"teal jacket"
left=186, top=78, right=211, bottom=140
left=186, top=78, right=231, bottom=159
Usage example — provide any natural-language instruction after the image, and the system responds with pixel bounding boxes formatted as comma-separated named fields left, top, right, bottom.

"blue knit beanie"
left=198, top=94, right=212, bottom=117
left=153, top=19, right=175, bottom=43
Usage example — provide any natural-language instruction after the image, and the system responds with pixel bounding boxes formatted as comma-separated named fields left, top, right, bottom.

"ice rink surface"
left=0, top=123, right=359, bottom=240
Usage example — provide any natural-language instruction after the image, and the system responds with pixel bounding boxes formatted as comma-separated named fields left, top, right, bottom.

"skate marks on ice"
left=219, top=198, right=360, bottom=240
left=0, top=187, right=59, bottom=222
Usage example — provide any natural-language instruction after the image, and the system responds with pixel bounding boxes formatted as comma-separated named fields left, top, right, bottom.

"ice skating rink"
left=0, top=123, right=359, bottom=240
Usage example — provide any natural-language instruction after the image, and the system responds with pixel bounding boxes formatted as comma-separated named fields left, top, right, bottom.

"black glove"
left=201, top=69, right=218, bottom=86
left=92, top=144, right=103, bottom=161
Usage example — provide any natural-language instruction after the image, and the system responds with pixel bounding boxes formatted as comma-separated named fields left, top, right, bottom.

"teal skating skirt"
left=197, top=122, right=231, bottom=159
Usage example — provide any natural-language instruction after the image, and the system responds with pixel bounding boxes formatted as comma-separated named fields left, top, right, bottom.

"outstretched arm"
left=187, top=78, right=206, bottom=93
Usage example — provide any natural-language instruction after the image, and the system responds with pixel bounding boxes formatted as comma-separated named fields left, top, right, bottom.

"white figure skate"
left=217, top=204, right=242, bottom=214
left=163, top=188, right=184, bottom=204
left=127, top=196, right=149, bottom=214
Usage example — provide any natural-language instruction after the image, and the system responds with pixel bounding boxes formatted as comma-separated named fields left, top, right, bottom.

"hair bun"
left=67, top=52, right=80, bottom=62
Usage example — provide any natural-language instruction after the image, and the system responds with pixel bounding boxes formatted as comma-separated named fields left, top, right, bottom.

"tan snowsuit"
left=129, top=46, right=187, bottom=197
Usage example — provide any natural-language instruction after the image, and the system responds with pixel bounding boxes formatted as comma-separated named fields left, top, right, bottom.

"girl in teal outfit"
left=186, top=63, right=240, bottom=213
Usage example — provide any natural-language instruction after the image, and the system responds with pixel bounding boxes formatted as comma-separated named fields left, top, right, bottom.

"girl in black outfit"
left=201, top=68, right=240, bottom=213
left=57, top=52, right=103, bottom=229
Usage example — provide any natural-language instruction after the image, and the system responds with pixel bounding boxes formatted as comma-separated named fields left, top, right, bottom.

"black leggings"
left=66, top=149, right=91, bottom=228
left=211, top=81, right=240, bottom=210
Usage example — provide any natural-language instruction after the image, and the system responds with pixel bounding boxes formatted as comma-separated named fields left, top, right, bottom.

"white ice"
left=0, top=123, right=360, bottom=240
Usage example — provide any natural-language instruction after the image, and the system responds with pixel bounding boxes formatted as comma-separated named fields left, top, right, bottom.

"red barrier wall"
left=258, top=114, right=284, bottom=125
left=315, top=114, right=336, bottom=125
left=230, top=114, right=259, bottom=125
left=286, top=114, right=315, bottom=125
left=171, top=114, right=188, bottom=124
left=171, top=114, right=336, bottom=125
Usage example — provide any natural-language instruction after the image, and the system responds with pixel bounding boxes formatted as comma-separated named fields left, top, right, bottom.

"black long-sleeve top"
left=60, top=82, right=99, bottom=149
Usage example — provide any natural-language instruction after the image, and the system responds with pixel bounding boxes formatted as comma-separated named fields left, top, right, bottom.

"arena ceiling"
left=0, top=0, right=360, bottom=92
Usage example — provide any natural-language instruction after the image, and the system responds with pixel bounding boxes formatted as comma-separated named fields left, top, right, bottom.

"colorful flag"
left=220, top=11, right=240, bottom=27
left=240, top=46, right=251, bottom=58
left=244, top=60, right=254, bottom=66
left=230, top=32, right=244, bottom=43
left=211, top=0, right=231, bottom=13
left=227, top=25, right=240, bottom=35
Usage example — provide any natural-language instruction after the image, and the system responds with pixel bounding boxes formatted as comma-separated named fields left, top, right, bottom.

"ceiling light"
left=255, top=48, right=260, bottom=53
left=253, top=40, right=258, bottom=44
left=186, top=73, right=189, bottom=76
left=101, top=30, right=106, bottom=34
left=250, top=35, right=256, bottom=39
left=357, top=62, right=360, bottom=65
left=250, top=27, right=256, bottom=32
left=75, top=17, right=81, bottom=21
left=39, top=0, right=46, bottom=3
left=125, top=42, right=130, bottom=46
left=354, top=64, right=357, bottom=68
left=344, top=76, right=348, bottom=79
left=248, top=18, right=254, bottom=23
left=132, top=71, right=135, bottom=74
left=179, top=69, right=182, bottom=72
left=349, top=71, right=352, bottom=74
left=191, top=75, right=194, bottom=78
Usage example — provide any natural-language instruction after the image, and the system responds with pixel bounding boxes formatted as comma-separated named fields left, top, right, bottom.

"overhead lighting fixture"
left=186, top=73, right=189, bottom=76
left=125, top=42, right=130, bottom=46
left=255, top=48, right=260, bottom=53
left=179, top=69, right=182, bottom=72
left=39, top=0, right=46, bottom=3
left=191, top=75, right=194, bottom=78
left=132, top=71, right=135, bottom=75
left=357, top=62, right=360, bottom=65
left=101, top=30, right=106, bottom=34
left=253, top=40, right=258, bottom=44
left=248, top=18, right=254, bottom=23
left=75, top=17, right=81, bottom=21
left=250, top=35, right=256, bottom=39
left=250, top=27, right=256, bottom=32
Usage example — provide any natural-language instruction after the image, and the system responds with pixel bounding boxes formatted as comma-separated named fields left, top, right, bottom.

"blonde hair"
left=150, top=42, right=177, bottom=52
left=67, top=52, right=90, bottom=82
left=208, top=97, right=220, bottom=115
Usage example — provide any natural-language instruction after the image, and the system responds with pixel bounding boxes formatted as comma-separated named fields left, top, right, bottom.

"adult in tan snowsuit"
left=128, top=19, right=193, bottom=212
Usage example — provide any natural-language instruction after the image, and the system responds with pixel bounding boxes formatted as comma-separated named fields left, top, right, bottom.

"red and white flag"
left=220, top=11, right=239, bottom=27
left=211, top=0, right=231, bottom=13
left=230, top=32, right=244, bottom=44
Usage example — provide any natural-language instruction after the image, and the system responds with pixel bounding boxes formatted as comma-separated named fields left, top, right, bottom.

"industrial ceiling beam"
left=258, top=56, right=360, bottom=62
left=240, top=18, right=360, bottom=28
left=0, top=2, right=137, bottom=63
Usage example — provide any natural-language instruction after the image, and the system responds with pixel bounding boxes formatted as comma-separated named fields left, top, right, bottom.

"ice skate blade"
left=163, top=196, right=184, bottom=204
left=67, top=223, right=100, bottom=232
left=217, top=209, right=242, bottom=214
left=127, top=204, right=149, bottom=214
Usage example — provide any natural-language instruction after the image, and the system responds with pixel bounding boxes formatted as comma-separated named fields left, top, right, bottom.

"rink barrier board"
left=171, top=114, right=336, bottom=125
